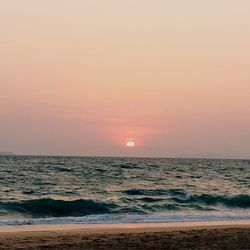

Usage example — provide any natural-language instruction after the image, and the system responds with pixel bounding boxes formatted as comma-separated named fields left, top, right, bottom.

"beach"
left=0, top=221, right=249, bottom=249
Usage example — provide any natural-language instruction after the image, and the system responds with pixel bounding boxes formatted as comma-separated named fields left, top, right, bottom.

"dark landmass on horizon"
left=0, top=152, right=14, bottom=156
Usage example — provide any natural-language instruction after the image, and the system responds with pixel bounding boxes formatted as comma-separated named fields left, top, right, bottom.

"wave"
left=139, top=197, right=164, bottom=203
left=0, top=194, right=249, bottom=220
left=172, top=194, right=250, bottom=208
left=0, top=199, right=116, bottom=217
left=51, top=166, right=73, bottom=172
left=123, top=188, right=169, bottom=196
left=115, top=163, right=138, bottom=169
left=123, top=188, right=250, bottom=208
left=123, top=188, right=186, bottom=196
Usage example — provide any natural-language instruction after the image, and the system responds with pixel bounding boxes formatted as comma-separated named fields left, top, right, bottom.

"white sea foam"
left=1, top=210, right=250, bottom=226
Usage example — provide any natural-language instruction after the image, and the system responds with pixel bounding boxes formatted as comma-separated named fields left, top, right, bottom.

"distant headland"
left=0, top=152, right=15, bottom=156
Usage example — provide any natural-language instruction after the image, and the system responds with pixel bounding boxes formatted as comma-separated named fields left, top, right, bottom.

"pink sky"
left=1, top=1, right=250, bottom=158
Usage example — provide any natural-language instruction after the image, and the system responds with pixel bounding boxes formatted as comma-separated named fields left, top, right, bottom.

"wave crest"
left=0, top=198, right=116, bottom=217
left=173, top=194, right=250, bottom=208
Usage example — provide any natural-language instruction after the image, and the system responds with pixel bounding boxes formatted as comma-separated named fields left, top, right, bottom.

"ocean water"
left=0, top=156, right=250, bottom=226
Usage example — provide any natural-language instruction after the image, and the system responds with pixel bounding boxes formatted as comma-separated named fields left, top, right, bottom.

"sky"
left=0, top=1, right=250, bottom=158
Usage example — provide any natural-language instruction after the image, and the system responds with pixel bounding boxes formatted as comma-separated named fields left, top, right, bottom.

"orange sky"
left=1, top=1, right=250, bottom=158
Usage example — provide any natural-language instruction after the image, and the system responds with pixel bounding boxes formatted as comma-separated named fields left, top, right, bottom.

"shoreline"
left=0, top=220, right=249, bottom=249
left=1, top=220, right=249, bottom=233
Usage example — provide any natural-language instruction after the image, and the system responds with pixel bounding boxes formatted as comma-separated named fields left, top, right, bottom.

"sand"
left=0, top=221, right=249, bottom=249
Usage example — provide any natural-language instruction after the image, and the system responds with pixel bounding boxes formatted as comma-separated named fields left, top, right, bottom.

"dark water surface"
left=0, top=156, right=249, bottom=225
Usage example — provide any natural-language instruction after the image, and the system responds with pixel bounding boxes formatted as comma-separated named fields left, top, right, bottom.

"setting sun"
left=126, top=140, right=135, bottom=147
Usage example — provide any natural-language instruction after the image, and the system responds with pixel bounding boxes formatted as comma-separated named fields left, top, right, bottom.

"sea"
left=0, top=156, right=249, bottom=226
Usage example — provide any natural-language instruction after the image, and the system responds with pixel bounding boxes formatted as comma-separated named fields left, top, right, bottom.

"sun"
left=126, top=140, right=135, bottom=147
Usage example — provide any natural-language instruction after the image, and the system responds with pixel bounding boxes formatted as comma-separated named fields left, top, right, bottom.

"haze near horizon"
left=1, top=1, right=250, bottom=158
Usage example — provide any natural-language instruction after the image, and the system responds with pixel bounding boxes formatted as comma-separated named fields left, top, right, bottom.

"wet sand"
left=0, top=221, right=249, bottom=249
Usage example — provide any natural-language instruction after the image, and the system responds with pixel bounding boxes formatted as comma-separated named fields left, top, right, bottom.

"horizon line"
left=1, top=153, right=249, bottom=161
